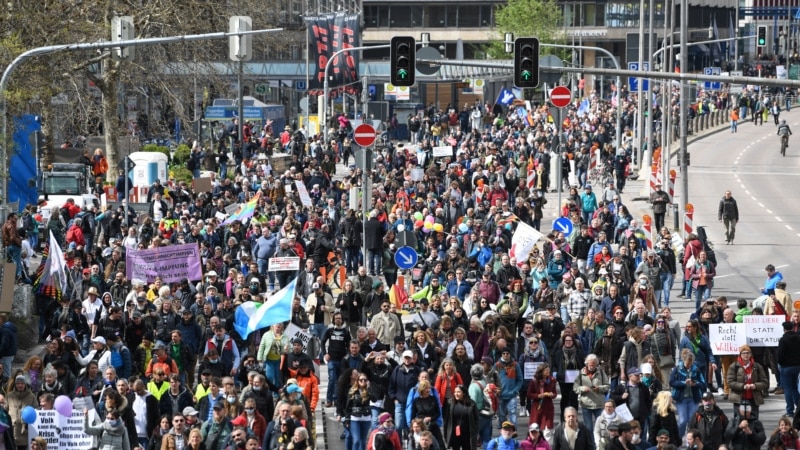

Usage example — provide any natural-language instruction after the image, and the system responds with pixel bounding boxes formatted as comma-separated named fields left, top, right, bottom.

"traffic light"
left=390, top=36, right=415, bottom=86
left=514, top=37, right=540, bottom=88
left=757, top=26, right=767, bottom=47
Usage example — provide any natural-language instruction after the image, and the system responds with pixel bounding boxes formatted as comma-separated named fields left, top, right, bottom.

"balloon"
left=397, top=224, right=405, bottom=233
left=55, top=395, right=73, bottom=417
left=433, top=223, right=444, bottom=233
left=425, top=215, right=435, bottom=224
left=458, top=223, right=469, bottom=233
left=422, top=227, right=431, bottom=233
left=414, top=212, right=423, bottom=221
left=505, top=223, right=512, bottom=231
left=21, top=406, right=36, bottom=424
left=415, top=220, right=424, bottom=228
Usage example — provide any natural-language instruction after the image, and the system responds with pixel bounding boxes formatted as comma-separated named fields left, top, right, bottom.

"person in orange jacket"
left=294, top=360, right=320, bottom=412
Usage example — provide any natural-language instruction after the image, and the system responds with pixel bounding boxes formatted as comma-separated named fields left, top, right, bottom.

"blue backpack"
left=110, top=346, right=123, bottom=370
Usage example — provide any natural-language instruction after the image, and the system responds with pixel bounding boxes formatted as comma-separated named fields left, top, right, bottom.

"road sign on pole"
left=549, top=86, right=572, bottom=108
left=553, top=217, right=574, bottom=237
left=395, top=246, right=419, bottom=270
left=628, top=62, right=650, bottom=92
left=703, top=67, right=722, bottom=90
left=353, top=123, right=377, bottom=147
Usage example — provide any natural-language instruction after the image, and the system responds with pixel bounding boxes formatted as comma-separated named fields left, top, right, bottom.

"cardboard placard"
left=268, top=256, right=301, bottom=271
left=433, top=146, right=453, bottom=158
left=193, top=177, right=212, bottom=193
left=709, top=323, right=746, bottom=355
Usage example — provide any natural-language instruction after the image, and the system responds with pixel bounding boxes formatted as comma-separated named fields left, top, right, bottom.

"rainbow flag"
left=221, top=191, right=261, bottom=225
left=496, top=213, right=520, bottom=226
left=34, top=231, right=69, bottom=301
left=389, top=282, right=408, bottom=308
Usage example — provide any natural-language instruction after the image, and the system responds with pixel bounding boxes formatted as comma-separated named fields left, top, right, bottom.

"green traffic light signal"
left=757, top=26, right=767, bottom=47
left=391, top=36, right=416, bottom=86
left=514, top=37, right=539, bottom=88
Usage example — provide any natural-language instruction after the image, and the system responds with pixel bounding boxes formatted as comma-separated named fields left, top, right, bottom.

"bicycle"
left=781, top=134, right=788, bottom=157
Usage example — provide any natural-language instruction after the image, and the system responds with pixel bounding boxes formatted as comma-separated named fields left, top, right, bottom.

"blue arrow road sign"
left=395, top=246, right=419, bottom=270
left=553, top=217, right=574, bottom=237
left=628, top=62, right=650, bottom=92
left=703, top=67, right=721, bottom=91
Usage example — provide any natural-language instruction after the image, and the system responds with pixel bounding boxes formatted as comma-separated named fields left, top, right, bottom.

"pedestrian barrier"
left=684, top=203, right=694, bottom=238
left=642, top=214, right=653, bottom=249
left=668, top=170, right=676, bottom=203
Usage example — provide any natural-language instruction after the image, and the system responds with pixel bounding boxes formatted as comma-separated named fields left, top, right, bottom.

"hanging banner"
left=305, top=12, right=361, bottom=96
left=126, top=243, right=203, bottom=283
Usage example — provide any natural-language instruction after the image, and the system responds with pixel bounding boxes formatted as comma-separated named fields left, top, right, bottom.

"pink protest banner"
left=126, top=243, right=203, bottom=283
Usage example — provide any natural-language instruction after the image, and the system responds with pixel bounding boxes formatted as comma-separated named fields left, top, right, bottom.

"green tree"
left=487, top=0, right=564, bottom=59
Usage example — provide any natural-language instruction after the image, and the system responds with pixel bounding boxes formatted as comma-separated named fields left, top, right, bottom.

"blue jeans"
left=265, top=360, right=282, bottom=388
left=138, top=438, right=149, bottom=449
left=394, top=401, right=408, bottom=432
left=0, top=356, right=12, bottom=378
left=327, top=360, right=342, bottom=403
left=739, top=106, right=748, bottom=120
left=368, top=249, right=382, bottom=276
left=349, top=420, right=370, bottom=450
left=497, top=397, right=518, bottom=428
left=676, top=397, right=696, bottom=438
left=730, top=120, right=737, bottom=132
left=660, top=272, right=674, bottom=306
left=257, top=259, right=269, bottom=277
left=477, top=415, right=492, bottom=448
left=6, top=245, right=22, bottom=278
left=370, top=407, right=383, bottom=430
left=781, top=365, right=800, bottom=415
left=311, top=324, right=327, bottom=359
left=582, top=407, right=601, bottom=434
left=694, top=284, right=711, bottom=309
left=345, top=247, right=359, bottom=274
left=581, top=211, right=594, bottom=226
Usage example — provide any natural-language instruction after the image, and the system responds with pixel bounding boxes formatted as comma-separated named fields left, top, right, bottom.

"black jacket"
left=724, top=413, right=766, bottom=450
left=551, top=423, right=595, bottom=450
left=778, top=331, right=800, bottom=366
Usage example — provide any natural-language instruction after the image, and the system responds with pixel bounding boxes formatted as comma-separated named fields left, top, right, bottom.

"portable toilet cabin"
left=128, top=151, right=168, bottom=202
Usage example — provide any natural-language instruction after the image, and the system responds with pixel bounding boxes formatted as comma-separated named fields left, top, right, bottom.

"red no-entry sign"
left=550, top=86, right=572, bottom=108
left=353, top=123, right=377, bottom=147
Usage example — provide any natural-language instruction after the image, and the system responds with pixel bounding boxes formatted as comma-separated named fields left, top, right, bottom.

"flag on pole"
left=388, top=282, right=408, bottom=308
left=233, top=277, right=297, bottom=339
left=509, top=221, right=543, bottom=267
left=577, top=98, right=590, bottom=117
left=496, top=213, right=520, bottom=227
left=221, top=191, right=261, bottom=226
left=33, top=231, right=69, bottom=300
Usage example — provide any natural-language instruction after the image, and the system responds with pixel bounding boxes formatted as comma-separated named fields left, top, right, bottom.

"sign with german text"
left=268, top=257, right=301, bottom=271
left=126, top=243, right=203, bottom=283
left=744, top=315, right=783, bottom=347
left=709, top=323, right=746, bottom=355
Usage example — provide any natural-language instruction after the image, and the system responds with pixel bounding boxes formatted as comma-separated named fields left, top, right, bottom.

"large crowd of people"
left=0, top=86, right=796, bottom=450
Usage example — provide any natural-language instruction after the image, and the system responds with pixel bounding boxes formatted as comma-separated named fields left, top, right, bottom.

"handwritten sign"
left=524, top=362, right=542, bottom=380
left=744, top=315, right=783, bottom=347
left=295, top=181, right=313, bottom=207
left=59, top=410, right=96, bottom=450
left=410, top=168, right=424, bottom=181
left=709, top=323, right=746, bottom=355
left=286, top=323, right=314, bottom=354
left=28, top=410, right=60, bottom=448
left=432, top=146, right=453, bottom=158
left=268, top=256, right=301, bottom=271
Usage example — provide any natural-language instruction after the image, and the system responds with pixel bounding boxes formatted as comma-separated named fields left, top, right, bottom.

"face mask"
left=642, top=375, right=651, bottom=383
left=703, top=403, right=713, bottom=411
left=210, top=359, right=219, bottom=364
left=227, top=395, right=237, bottom=403
left=252, top=386, right=262, bottom=391
left=632, top=434, right=641, bottom=444
left=245, top=408, right=255, bottom=415
left=107, top=419, right=120, bottom=427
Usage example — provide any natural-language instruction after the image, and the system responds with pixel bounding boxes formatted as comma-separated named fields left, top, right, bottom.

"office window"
left=364, top=5, right=389, bottom=27
left=429, top=5, right=450, bottom=28
left=458, top=5, right=480, bottom=27
left=390, top=5, right=422, bottom=27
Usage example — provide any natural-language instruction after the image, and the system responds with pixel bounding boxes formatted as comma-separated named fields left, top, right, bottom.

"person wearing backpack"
left=107, top=334, right=133, bottom=379
left=468, top=364, right=494, bottom=449
left=367, top=413, right=402, bottom=450
left=486, top=421, right=520, bottom=450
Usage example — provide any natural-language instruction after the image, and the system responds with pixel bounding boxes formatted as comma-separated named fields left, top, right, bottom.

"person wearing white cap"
left=76, top=336, right=113, bottom=375
left=388, top=349, right=422, bottom=434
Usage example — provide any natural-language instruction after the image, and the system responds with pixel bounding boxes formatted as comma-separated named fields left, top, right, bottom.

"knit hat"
left=378, top=413, right=393, bottom=425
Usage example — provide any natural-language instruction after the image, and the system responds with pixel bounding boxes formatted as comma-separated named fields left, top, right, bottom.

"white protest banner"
left=28, top=410, right=61, bottom=449
left=268, top=257, right=301, bottom=271
left=744, top=315, right=783, bottom=347
left=509, top=221, right=544, bottom=266
left=410, top=168, right=424, bottom=181
left=58, top=410, right=97, bottom=450
left=524, top=362, right=542, bottom=380
left=432, top=146, right=453, bottom=158
left=709, top=323, right=745, bottom=355
left=295, top=181, right=313, bottom=207
left=286, top=323, right=314, bottom=354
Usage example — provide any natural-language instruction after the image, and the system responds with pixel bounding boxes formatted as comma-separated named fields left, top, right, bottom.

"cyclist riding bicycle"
left=778, top=119, right=793, bottom=147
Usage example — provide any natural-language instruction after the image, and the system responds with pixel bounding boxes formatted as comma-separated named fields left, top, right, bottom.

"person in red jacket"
left=488, top=181, right=508, bottom=207
left=62, top=199, right=81, bottom=219
left=367, top=413, right=402, bottom=450
left=66, top=218, right=86, bottom=248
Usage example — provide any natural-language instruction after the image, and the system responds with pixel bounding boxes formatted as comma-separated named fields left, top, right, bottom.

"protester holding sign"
left=82, top=408, right=132, bottom=450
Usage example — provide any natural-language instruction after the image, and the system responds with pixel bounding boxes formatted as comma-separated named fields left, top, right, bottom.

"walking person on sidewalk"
left=718, top=190, right=739, bottom=245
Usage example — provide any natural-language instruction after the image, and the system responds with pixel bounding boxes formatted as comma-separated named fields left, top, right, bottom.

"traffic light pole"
left=0, top=27, right=282, bottom=220
left=322, top=44, right=390, bottom=148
